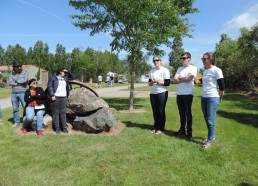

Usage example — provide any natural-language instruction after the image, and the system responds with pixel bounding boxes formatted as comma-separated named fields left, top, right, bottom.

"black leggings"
left=51, top=97, right=67, bottom=130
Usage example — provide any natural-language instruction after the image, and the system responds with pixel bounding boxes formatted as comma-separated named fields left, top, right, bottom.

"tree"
left=69, top=0, right=198, bottom=110
left=169, top=36, right=184, bottom=76
left=32, top=41, right=50, bottom=80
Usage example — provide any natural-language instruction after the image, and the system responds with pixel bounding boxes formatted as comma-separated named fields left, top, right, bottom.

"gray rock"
left=73, top=107, right=118, bottom=133
left=67, top=88, right=109, bottom=117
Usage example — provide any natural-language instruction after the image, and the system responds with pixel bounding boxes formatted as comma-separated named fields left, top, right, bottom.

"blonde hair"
left=153, top=56, right=164, bottom=66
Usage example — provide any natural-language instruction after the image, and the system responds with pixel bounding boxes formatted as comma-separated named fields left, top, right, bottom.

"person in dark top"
left=21, top=78, right=46, bottom=136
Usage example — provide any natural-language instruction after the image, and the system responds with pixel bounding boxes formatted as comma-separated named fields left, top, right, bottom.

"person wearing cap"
left=21, top=78, right=46, bottom=136
left=47, top=67, right=70, bottom=134
left=173, top=52, right=197, bottom=139
left=8, top=60, right=29, bottom=126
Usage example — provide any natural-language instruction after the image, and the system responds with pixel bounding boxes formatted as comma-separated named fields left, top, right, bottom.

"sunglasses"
left=153, top=59, right=160, bottom=62
left=201, top=58, right=209, bottom=62
left=32, top=82, right=37, bottom=85
left=180, top=57, right=188, bottom=60
left=14, top=66, right=22, bottom=68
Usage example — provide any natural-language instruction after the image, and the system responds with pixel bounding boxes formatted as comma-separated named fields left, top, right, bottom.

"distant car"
left=117, top=75, right=128, bottom=84
left=138, top=74, right=149, bottom=83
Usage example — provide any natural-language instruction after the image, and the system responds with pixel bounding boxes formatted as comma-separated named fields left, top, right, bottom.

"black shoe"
left=63, top=128, right=68, bottom=134
left=55, top=129, right=61, bottom=134
left=176, top=130, right=186, bottom=135
left=187, top=133, right=193, bottom=139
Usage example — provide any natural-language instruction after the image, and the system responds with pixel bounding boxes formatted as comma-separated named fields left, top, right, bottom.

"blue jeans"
left=23, top=106, right=45, bottom=131
left=150, top=91, right=168, bottom=131
left=11, top=93, right=26, bottom=124
left=201, top=97, right=220, bottom=142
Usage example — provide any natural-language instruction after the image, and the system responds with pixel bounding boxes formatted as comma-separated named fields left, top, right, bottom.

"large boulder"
left=73, top=107, right=118, bottom=133
left=67, top=88, right=109, bottom=117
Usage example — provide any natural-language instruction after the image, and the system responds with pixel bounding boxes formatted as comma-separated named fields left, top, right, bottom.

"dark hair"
left=55, top=67, right=66, bottom=75
left=203, top=52, right=216, bottom=65
left=28, top=78, right=37, bottom=86
left=181, top=52, right=191, bottom=59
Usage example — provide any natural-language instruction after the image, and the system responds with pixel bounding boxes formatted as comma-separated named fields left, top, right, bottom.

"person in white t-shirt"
left=201, top=52, right=225, bottom=149
left=97, top=74, right=103, bottom=87
left=174, top=52, right=197, bottom=139
left=148, top=56, right=170, bottom=134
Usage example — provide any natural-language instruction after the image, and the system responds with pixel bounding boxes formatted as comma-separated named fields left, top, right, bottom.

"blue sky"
left=0, top=0, right=258, bottom=69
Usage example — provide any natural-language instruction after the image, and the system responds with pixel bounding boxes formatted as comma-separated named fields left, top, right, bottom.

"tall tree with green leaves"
left=169, top=36, right=184, bottom=76
left=32, top=41, right=50, bottom=80
left=69, top=0, right=197, bottom=110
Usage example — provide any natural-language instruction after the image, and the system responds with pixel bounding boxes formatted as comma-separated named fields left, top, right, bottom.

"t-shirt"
left=175, top=65, right=197, bottom=95
left=98, top=75, right=102, bottom=82
left=149, top=66, right=170, bottom=94
left=55, top=76, right=67, bottom=97
left=201, top=66, right=224, bottom=98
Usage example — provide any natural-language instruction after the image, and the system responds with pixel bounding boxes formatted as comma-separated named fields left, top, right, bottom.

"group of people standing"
left=7, top=60, right=72, bottom=136
left=149, top=52, right=225, bottom=149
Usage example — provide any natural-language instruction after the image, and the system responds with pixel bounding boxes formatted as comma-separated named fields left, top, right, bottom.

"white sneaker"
left=203, top=142, right=212, bottom=149
left=155, top=130, right=162, bottom=134
left=203, top=137, right=216, bottom=144
left=12, top=123, right=20, bottom=127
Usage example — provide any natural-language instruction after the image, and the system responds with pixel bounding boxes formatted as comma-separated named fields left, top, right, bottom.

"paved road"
left=0, top=83, right=176, bottom=109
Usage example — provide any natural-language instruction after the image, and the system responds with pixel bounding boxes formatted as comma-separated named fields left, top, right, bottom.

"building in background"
left=0, top=65, right=49, bottom=85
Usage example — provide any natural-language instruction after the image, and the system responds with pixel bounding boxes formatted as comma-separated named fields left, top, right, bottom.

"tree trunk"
left=128, top=58, right=136, bottom=110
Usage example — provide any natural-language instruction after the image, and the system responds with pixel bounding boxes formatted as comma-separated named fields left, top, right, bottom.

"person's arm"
left=8, top=73, right=18, bottom=86
left=217, top=78, right=225, bottom=100
left=47, top=76, right=55, bottom=100
left=24, top=89, right=34, bottom=103
left=32, top=87, right=46, bottom=100
left=16, top=70, right=29, bottom=84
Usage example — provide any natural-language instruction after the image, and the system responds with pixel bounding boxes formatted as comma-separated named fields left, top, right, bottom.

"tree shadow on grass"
left=124, top=121, right=203, bottom=145
left=222, top=92, right=258, bottom=111
left=103, top=97, right=144, bottom=110
left=217, top=110, right=258, bottom=128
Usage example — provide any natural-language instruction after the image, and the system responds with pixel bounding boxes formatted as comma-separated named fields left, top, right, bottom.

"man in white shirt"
left=97, top=74, right=102, bottom=87
left=173, top=52, right=197, bottom=139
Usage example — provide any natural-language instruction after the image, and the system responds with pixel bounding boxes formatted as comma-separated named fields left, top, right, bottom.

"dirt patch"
left=15, top=121, right=125, bottom=136
left=238, top=91, right=258, bottom=101
left=118, top=109, right=146, bottom=113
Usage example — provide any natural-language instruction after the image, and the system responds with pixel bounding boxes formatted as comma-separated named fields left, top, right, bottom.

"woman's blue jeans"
left=23, top=106, right=45, bottom=131
left=11, top=93, right=26, bottom=124
left=201, top=97, right=220, bottom=142
left=150, top=91, right=168, bottom=131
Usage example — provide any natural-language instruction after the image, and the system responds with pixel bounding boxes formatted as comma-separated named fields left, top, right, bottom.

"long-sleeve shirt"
left=8, top=70, right=29, bottom=93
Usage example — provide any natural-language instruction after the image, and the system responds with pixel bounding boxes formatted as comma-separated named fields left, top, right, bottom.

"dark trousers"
left=150, top=91, right=168, bottom=131
left=50, top=97, right=67, bottom=131
left=176, top=95, right=193, bottom=134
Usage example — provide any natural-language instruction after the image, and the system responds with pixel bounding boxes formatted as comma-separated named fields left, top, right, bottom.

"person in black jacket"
left=21, top=78, right=46, bottom=136
left=47, top=67, right=69, bottom=134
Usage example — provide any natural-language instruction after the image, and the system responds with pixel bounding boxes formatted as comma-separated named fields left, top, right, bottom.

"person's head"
left=56, top=67, right=66, bottom=77
left=12, top=60, right=23, bottom=73
left=28, top=78, right=37, bottom=89
left=180, top=52, right=191, bottom=66
left=202, top=52, right=216, bottom=68
left=152, top=56, right=164, bottom=68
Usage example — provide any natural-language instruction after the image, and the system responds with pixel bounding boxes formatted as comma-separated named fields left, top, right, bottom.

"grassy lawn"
left=0, top=85, right=257, bottom=185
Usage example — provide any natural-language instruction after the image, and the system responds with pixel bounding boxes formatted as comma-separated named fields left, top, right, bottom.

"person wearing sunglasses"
left=201, top=52, right=225, bottom=149
left=47, top=67, right=70, bottom=134
left=148, top=56, right=170, bottom=134
left=173, top=52, right=197, bottom=139
left=22, top=78, right=46, bottom=136
left=8, top=60, right=29, bottom=127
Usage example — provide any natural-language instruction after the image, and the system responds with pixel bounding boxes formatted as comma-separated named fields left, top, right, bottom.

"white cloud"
left=222, top=3, right=258, bottom=33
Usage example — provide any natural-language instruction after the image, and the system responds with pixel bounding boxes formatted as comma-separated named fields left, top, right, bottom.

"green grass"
left=0, top=88, right=11, bottom=99
left=0, top=85, right=257, bottom=185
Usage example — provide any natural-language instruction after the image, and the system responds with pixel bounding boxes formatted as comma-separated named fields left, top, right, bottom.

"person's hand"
left=219, top=90, right=224, bottom=101
left=51, top=96, right=56, bottom=101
